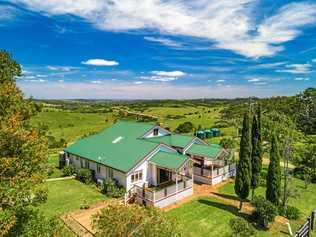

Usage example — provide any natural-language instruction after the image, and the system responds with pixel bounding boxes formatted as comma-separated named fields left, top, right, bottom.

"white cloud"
left=247, top=77, right=262, bottom=82
left=312, top=59, right=316, bottom=63
left=14, top=0, right=316, bottom=58
left=277, top=63, right=312, bottom=74
left=47, top=65, right=78, bottom=72
left=294, top=77, right=310, bottom=81
left=58, top=79, right=64, bottom=83
left=151, top=71, right=186, bottom=77
left=133, top=81, right=143, bottom=85
left=90, top=80, right=102, bottom=84
left=216, top=79, right=225, bottom=83
left=0, top=5, right=19, bottom=22
left=144, top=37, right=182, bottom=48
left=81, top=58, right=119, bottom=66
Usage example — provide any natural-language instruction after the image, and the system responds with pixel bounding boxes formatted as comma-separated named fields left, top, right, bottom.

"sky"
left=0, top=0, right=316, bottom=99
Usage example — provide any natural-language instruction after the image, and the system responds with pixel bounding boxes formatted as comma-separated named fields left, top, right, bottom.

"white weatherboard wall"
left=126, top=144, right=177, bottom=190
left=66, top=153, right=127, bottom=188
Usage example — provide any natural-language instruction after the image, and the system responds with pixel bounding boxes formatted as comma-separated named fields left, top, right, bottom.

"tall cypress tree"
left=251, top=107, right=262, bottom=199
left=266, top=132, right=281, bottom=205
left=234, top=112, right=252, bottom=210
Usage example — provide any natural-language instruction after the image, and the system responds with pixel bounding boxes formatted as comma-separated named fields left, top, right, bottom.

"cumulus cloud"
left=294, top=77, right=310, bottom=81
left=90, top=80, right=102, bottom=84
left=277, top=64, right=312, bottom=74
left=13, top=0, right=316, bottom=58
left=137, top=70, right=187, bottom=82
left=151, top=71, right=186, bottom=77
left=81, top=58, right=119, bottom=66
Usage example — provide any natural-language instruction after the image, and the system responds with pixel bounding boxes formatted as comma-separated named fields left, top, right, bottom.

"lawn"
left=39, top=179, right=106, bottom=218
left=47, top=153, right=63, bottom=178
left=218, top=178, right=316, bottom=236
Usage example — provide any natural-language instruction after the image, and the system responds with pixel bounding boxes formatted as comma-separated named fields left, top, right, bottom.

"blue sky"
left=0, top=0, right=315, bottom=99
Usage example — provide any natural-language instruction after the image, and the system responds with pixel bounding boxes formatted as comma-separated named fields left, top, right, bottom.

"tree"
left=266, top=132, right=281, bottom=205
left=0, top=50, right=53, bottom=236
left=250, top=109, right=262, bottom=199
left=93, top=201, right=182, bottom=237
left=234, top=112, right=252, bottom=210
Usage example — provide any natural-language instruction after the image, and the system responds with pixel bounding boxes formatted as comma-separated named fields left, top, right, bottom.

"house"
left=62, top=121, right=235, bottom=208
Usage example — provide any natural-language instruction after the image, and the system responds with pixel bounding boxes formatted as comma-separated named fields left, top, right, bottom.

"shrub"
left=259, top=170, right=267, bottom=187
left=251, top=196, right=278, bottom=228
left=62, top=165, right=76, bottom=177
left=93, top=202, right=182, bottom=237
left=80, top=199, right=90, bottom=210
left=101, top=179, right=125, bottom=198
left=279, top=206, right=300, bottom=220
left=229, top=217, right=255, bottom=237
left=77, top=168, right=93, bottom=184
left=175, top=121, right=194, bottom=133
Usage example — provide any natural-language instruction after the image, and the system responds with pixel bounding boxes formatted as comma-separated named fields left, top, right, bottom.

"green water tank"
left=196, top=130, right=205, bottom=139
left=211, top=128, right=221, bottom=137
left=204, top=129, right=212, bottom=138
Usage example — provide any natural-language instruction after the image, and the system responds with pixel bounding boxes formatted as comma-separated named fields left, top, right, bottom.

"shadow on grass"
left=198, top=198, right=268, bottom=232
left=198, top=199, right=249, bottom=220
left=211, top=192, right=240, bottom=202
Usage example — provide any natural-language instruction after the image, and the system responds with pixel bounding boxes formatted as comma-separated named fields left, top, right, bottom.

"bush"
left=279, top=206, right=300, bottom=220
left=229, top=217, right=255, bottom=237
left=175, top=121, right=194, bottom=133
left=251, top=196, right=278, bottom=228
left=77, top=168, right=93, bottom=184
left=259, top=170, right=267, bottom=187
left=93, top=202, right=182, bottom=237
left=101, top=179, right=125, bottom=198
left=62, top=165, right=76, bottom=177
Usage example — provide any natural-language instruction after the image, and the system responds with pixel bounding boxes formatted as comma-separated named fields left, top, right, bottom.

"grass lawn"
left=218, top=179, right=316, bottom=236
left=39, top=179, right=106, bottom=218
left=47, top=153, right=63, bottom=178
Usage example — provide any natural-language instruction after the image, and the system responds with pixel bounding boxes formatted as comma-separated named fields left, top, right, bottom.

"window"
left=131, top=170, right=143, bottom=183
left=84, top=160, right=89, bottom=169
left=106, top=167, right=113, bottom=179
left=80, top=158, right=84, bottom=168
left=97, top=164, right=101, bottom=174
left=153, top=128, right=159, bottom=136
left=76, top=156, right=79, bottom=161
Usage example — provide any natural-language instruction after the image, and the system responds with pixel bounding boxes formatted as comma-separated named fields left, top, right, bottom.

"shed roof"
left=186, top=143, right=222, bottom=159
left=149, top=151, right=189, bottom=170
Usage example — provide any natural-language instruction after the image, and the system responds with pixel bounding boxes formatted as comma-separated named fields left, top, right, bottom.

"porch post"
left=175, top=173, right=178, bottom=193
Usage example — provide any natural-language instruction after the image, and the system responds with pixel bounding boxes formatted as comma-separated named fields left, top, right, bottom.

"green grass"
left=31, top=111, right=115, bottom=143
left=47, top=153, right=63, bottom=178
left=39, top=179, right=106, bottom=218
left=218, top=179, right=316, bottom=235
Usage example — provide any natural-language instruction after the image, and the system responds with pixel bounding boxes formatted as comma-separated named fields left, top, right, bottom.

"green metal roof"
left=186, top=143, right=222, bottom=159
left=149, top=151, right=189, bottom=170
left=64, top=121, right=158, bottom=173
left=145, top=134, right=194, bottom=148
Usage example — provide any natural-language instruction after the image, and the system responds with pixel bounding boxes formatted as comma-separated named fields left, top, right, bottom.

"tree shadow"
left=211, top=192, right=241, bottom=202
left=198, top=199, right=249, bottom=220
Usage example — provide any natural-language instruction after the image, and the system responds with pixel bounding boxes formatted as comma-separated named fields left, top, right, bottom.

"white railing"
left=194, top=163, right=236, bottom=178
left=134, top=179, right=193, bottom=203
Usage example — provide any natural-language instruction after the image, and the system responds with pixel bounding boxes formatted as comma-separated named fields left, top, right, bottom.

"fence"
left=294, top=210, right=315, bottom=237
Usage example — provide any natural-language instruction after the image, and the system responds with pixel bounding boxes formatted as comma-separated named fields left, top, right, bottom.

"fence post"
left=311, top=210, right=315, bottom=230
left=307, top=217, right=311, bottom=237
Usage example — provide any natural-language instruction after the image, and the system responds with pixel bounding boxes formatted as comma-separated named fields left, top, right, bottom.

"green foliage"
left=93, top=202, right=182, bottom=237
left=251, top=196, right=278, bottom=228
left=0, top=50, right=54, bottom=235
left=5, top=208, right=59, bottom=237
left=278, top=205, right=300, bottom=220
left=47, top=135, right=66, bottom=148
left=229, top=217, right=255, bottom=237
left=175, top=121, right=194, bottom=133
left=62, top=165, right=77, bottom=177
left=266, top=133, right=281, bottom=205
left=251, top=114, right=262, bottom=196
left=234, top=112, right=252, bottom=209
left=76, top=168, right=93, bottom=184
left=101, top=179, right=125, bottom=198
left=219, top=137, right=236, bottom=149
